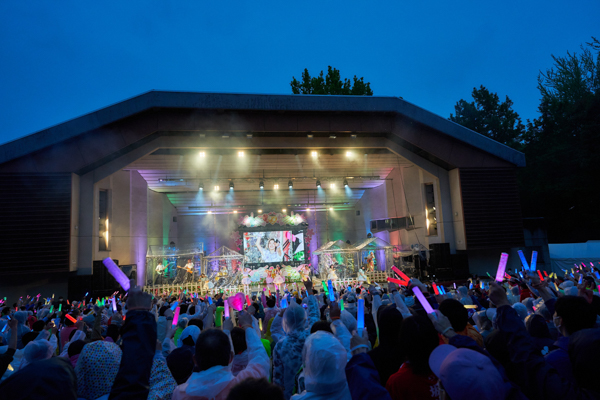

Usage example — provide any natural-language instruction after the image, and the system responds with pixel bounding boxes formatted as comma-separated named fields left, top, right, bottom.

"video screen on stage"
left=243, top=230, right=305, bottom=265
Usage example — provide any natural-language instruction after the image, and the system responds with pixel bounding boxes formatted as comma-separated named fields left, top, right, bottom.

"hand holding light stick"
left=392, top=266, right=411, bottom=283
left=530, top=251, right=538, bottom=271
left=495, top=253, right=509, bottom=282
left=387, top=277, right=408, bottom=286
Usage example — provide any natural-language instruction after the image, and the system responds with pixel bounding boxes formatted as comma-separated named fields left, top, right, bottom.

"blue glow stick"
left=519, top=271, right=524, bottom=278
left=578, top=275, right=583, bottom=285
left=518, top=250, right=529, bottom=271
left=170, top=301, right=179, bottom=311
left=530, top=251, right=538, bottom=271
left=280, top=298, right=288, bottom=309
left=469, top=282, right=473, bottom=290
left=207, top=297, right=213, bottom=305
left=439, top=286, right=446, bottom=295
left=357, top=298, right=364, bottom=335
left=1, top=324, right=7, bottom=333
left=85, top=292, right=88, bottom=297
left=595, top=271, right=600, bottom=279
left=327, top=280, right=335, bottom=302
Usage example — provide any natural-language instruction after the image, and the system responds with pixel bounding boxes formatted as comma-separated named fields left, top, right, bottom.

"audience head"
left=282, top=302, right=306, bottom=334
left=266, top=296, right=276, bottom=308
left=400, top=316, right=439, bottom=375
left=167, top=346, right=195, bottom=385
left=230, top=327, right=247, bottom=355
left=195, top=329, right=232, bottom=371
left=525, top=314, right=552, bottom=339
left=310, top=320, right=333, bottom=334
left=438, top=299, right=469, bottom=332
left=106, top=324, right=120, bottom=343
left=187, top=318, right=204, bottom=331
left=513, top=303, right=528, bottom=321
left=226, top=377, right=284, bottom=400
left=302, top=331, right=348, bottom=392
left=32, top=319, right=46, bottom=332
left=554, top=296, right=596, bottom=336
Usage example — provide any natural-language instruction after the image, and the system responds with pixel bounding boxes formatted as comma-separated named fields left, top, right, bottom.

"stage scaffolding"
left=314, top=240, right=356, bottom=280
left=203, top=246, right=245, bottom=287
left=146, top=244, right=203, bottom=289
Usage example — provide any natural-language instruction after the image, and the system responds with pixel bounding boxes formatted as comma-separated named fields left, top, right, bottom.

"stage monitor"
left=242, top=229, right=306, bottom=267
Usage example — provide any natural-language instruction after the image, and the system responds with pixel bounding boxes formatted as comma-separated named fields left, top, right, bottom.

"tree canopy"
left=290, top=66, right=373, bottom=96
left=451, top=37, right=600, bottom=243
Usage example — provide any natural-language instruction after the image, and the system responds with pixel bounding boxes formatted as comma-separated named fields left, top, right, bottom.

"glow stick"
left=439, top=286, right=446, bottom=295
left=537, top=270, right=543, bottom=280
left=67, top=300, right=70, bottom=305
left=578, top=275, right=583, bottom=285
left=387, top=277, right=408, bottom=286
left=495, top=253, right=509, bottom=282
left=207, top=297, right=212, bottom=305
left=469, top=282, right=473, bottom=289
left=432, top=283, right=439, bottom=295
left=321, top=281, right=328, bottom=295
left=50, top=305, right=53, bottom=314
left=170, top=301, right=179, bottom=311
left=392, top=266, right=411, bottom=283
left=259, top=318, right=263, bottom=331
left=327, top=280, right=335, bottom=302
left=595, top=271, right=600, bottom=279
left=412, top=286, right=434, bottom=314
left=453, top=283, right=456, bottom=289
left=357, top=298, right=365, bottom=335
left=103, top=257, right=130, bottom=291
left=246, top=295, right=252, bottom=307
left=224, top=300, right=230, bottom=318
left=518, top=272, right=523, bottom=278
left=280, top=298, right=288, bottom=308
left=464, top=305, right=478, bottom=309
left=543, top=271, right=548, bottom=277
left=518, top=250, right=529, bottom=271
left=486, top=272, right=492, bottom=279
left=1, top=324, right=7, bottom=333
left=340, top=299, right=344, bottom=311
left=530, top=251, right=538, bottom=271
left=112, top=297, right=117, bottom=312
left=58, top=304, right=62, bottom=312
left=65, top=314, right=77, bottom=323
left=215, top=307, right=223, bottom=327
left=172, top=306, right=180, bottom=326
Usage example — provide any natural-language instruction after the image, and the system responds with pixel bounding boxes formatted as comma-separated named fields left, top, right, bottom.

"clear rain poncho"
left=292, top=331, right=351, bottom=400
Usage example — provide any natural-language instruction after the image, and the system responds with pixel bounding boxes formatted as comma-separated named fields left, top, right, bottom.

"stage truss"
left=146, top=244, right=203, bottom=288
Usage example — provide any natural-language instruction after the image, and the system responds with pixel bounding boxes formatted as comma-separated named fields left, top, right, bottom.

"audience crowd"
left=1, top=264, right=599, bottom=400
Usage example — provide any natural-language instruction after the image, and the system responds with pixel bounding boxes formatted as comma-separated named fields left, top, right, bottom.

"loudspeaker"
left=92, top=259, right=120, bottom=292
left=429, top=243, right=451, bottom=268
left=451, top=253, right=470, bottom=278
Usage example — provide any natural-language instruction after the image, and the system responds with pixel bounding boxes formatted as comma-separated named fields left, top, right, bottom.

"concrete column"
left=77, top=172, right=95, bottom=275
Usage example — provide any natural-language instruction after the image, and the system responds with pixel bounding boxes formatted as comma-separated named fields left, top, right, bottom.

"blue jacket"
left=345, top=353, right=392, bottom=400
left=544, top=336, right=573, bottom=382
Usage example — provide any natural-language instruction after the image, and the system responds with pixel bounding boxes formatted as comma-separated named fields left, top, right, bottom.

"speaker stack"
left=429, top=243, right=452, bottom=280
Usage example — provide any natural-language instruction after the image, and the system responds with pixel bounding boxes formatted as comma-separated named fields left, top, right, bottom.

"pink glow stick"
left=246, top=295, right=252, bottom=307
left=224, top=300, right=230, bottom=318
left=495, top=253, right=509, bottom=282
left=392, top=266, right=410, bottom=283
left=172, top=306, right=180, bottom=326
left=412, top=286, right=434, bottom=314
left=103, top=257, right=130, bottom=291
left=112, top=297, right=117, bottom=312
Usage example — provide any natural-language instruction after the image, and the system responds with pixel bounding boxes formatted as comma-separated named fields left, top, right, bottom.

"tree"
left=519, top=37, right=600, bottom=242
left=449, top=86, right=526, bottom=149
left=290, top=66, right=373, bottom=96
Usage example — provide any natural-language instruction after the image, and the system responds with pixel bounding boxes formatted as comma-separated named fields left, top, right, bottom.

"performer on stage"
left=266, top=268, right=274, bottom=290
left=200, top=273, right=209, bottom=293
left=183, top=259, right=195, bottom=283
left=273, top=265, right=285, bottom=291
left=357, top=268, right=369, bottom=285
left=327, top=264, right=339, bottom=282
left=154, top=262, right=167, bottom=285
left=241, top=267, right=252, bottom=293
left=366, top=251, right=375, bottom=272
left=299, top=264, right=311, bottom=281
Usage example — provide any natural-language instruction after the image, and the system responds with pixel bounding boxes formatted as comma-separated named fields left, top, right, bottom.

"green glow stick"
left=322, top=281, right=329, bottom=295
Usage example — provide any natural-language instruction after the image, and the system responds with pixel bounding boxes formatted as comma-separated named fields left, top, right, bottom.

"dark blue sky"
left=1, top=1, right=598, bottom=145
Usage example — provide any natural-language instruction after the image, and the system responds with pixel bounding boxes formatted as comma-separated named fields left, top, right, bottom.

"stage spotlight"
left=344, top=179, right=348, bottom=187
left=207, top=210, right=212, bottom=214
left=258, top=209, right=262, bottom=213
left=288, top=180, right=293, bottom=189
left=346, top=151, right=352, bottom=157
left=311, top=151, right=318, bottom=158
left=199, top=151, right=205, bottom=157
left=229, top=181, right=234, bottom=190
left=316, top=179, right=321, bottom=188
left=233, top=210, right=238, bottom=214
left=330, top=183, right=335, bottom=189
left=329, top=207, right=333, bottom=211
left=259, top=180, right=264, bottom=189
left=214, top=185, right=219, bottom=191
left=282, top=208, right=286, bottom=212
left=199, top=183, right=204, bottom=191
left=238, top=151, right=244, bottom=157
left=274, top=184, right=279, bottom=190
left=306, top=208, right=310, bottom=212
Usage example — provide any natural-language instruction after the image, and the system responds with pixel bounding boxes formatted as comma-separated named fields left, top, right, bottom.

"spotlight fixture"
left=288, top=180, right=293, bottom=189
left=238, top=151, right=244, bottom=157
left=199, top=151, right=205, bottom=157
left=329, top=134, right=337, bottom=139
left=316, top=179, right=321, bottom=188
left=274, top=184, right=279, bottom=190
left=282, top=208, right=286, bottom=212
left=311, top=151, right=318, bottom=158
left=329, top=207, right=333, bottom=211
left=246, top=134, right=253, bottom=139
left=233, top=210, right=238, bottom=214
left=222, top=134, right=230, bottom=139
left=307, top=134, right=314, bottom=139
left=351, top=134, right=357, bottom=139
left=330, top=183, right=335, bottom=189
left=199, top=183, right=204, bottom=191
left=344, top=179, right=348, bottom=187
left=346, top=151, right=352, bottom=157
left=207, top=210, right=212, bottom=214
left=229, top=181, right=234, bottom=190
left=258, top=209, right=262, bottom=213
left=214, top=185, right=219, bottom=191
left=259, top=180, right=264, bottom=189
left=306, top=208, right=310, bottom=211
